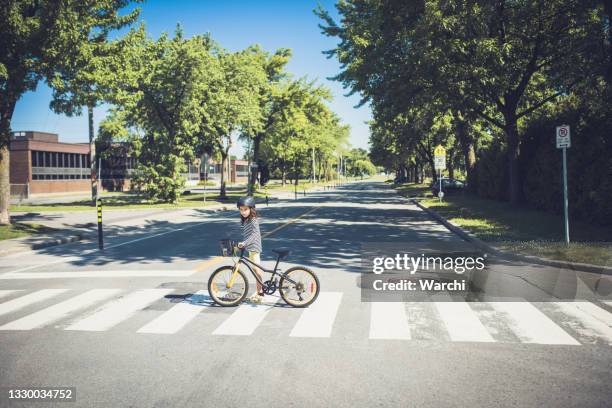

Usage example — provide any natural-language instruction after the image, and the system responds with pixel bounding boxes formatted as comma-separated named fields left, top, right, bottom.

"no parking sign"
left=556, top=125, right=571, bottom=148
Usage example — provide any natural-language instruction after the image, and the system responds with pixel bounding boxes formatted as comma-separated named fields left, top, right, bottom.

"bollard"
left=97, top=199, right=104, bottom=250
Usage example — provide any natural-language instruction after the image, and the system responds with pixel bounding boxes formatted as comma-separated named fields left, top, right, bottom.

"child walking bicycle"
left=236, top=196, right=264, bottom=303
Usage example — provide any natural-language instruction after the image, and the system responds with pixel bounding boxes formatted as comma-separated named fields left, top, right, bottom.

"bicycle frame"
left=227, top=248, right=299, bottom=288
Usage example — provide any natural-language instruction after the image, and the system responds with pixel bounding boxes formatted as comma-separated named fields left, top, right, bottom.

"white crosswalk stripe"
left=65, top=289, right=173, bottom=331
left=0, top=290, right=22, bottom=300
left=435, top=302, right=495, bottom=343
left=0, top=289, right=68, bottom=317
left=212, top=295, right=279, bottom=336
left=290, top=292, right=342, bottom=338
left=488, top=302, right=580, bottom=345
left=137, top=290, right=211, bottom=334
left=0, top=289, right=121, bottom=330
left=369, top=302, right=411, bottom=340
left=552, top=302, right=612, bottom=344
left=1, top=288, right=612, bottom=346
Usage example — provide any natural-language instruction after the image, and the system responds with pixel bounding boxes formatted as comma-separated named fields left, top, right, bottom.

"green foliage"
left=102, top=25, right=219, bottom=202
left=318, top=0, right=612, bottom=225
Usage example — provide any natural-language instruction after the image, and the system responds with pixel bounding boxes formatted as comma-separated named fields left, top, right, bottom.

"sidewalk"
left=0, top=184, right=334, bottom=256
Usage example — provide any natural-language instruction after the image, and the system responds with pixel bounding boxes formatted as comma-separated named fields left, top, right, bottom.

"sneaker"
left=248, top=293, right=263, bottom=303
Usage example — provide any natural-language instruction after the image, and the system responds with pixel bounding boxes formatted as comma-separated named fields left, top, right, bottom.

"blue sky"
left=10, top=0, right=371, bottom=156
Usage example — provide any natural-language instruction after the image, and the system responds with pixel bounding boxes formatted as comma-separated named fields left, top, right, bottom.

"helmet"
left=237, top=196, right=256, bottom=208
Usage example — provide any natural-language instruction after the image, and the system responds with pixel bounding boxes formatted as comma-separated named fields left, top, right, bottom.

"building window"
left=44, top=152, right=50, bottom=167
left=31, top=151, right=38, bottom=167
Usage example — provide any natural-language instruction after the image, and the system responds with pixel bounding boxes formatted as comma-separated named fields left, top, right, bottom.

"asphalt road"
left=0, top=182, right=611, bottom=408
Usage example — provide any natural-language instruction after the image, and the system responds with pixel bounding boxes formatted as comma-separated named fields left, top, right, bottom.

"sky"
left=10, top=0, right=372, bottom=157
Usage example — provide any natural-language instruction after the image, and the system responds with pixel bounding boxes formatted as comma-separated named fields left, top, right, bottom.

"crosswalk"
left=0, top=288, right=611, bottom=346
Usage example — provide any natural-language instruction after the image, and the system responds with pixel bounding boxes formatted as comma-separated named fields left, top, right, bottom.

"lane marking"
left=212, top=295, right=279, bottom=336
left=65, top=289, right=172, bottom=331
left=0, top=289, right=69, bottom=317
left=552, top=301, right=612, bottom=344
left=2, top=205, right=320, bottom=279
left=262, top=206, right=320, bottom=237
left=435, top=302, right=495, bottom=343
left=1, top=220, right=212, bottom=275
left=290, top=292, right=343, bottom=338
left=137, top=290, right=211, bottom=334
left=369, top=302, right=411, bottom=340
left=0, top=270, right=195, bottom=280
left=0, top=289, right=121, bottom=330
left=0, top=290, right=22, bottom=299
left=488, top=302, right=580, bottom=345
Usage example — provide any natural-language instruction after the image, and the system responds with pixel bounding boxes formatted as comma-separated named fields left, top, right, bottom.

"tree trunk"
left=505, top=116, right=521, bottom=204
left=220, top=151, right=227, bottom=198
left=0, top=146, right=9, bottom=224
left=456, top=116, right=476, bottom=188
left=0, top=94, right=17, bottom=225
left=448, top=149, right=455, bottom=180
left=248, top=134, right=261, bottom=193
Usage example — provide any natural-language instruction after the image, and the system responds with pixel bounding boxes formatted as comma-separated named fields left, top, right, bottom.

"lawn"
left=394, top=182, right=612, bottom=267
left=10, top=189, right=268, bottom=212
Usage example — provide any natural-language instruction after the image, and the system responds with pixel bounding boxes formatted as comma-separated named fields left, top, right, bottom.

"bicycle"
left=208, top=239, right=320, bottom=307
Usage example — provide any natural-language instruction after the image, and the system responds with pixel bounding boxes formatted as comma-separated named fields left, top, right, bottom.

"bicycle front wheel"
left=279, top=266, right=320, bottom=307
left=208, top=265, right=249, bottom=306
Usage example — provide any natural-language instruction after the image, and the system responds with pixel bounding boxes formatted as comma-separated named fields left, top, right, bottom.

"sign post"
left=434, top=145, right=446, bottom=202
left=556, top=125, right=571, bottom=244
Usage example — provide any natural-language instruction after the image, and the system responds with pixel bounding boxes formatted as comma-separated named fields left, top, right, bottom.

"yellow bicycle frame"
left=226, top=258, right=241, bottom=288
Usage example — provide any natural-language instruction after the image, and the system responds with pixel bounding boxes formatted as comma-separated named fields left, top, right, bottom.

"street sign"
left=434, top=145, right=446, bottom=170
left=434, top=156, right=446, bottom=170
left=556, top=125, right=571, bottom=244
left=556, top=125, right=571, bottom=149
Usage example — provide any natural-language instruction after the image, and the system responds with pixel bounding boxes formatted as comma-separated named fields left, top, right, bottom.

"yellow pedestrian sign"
left=434, top=145, right=446, bottom=171
left=434, top=145, right=446, bottom=157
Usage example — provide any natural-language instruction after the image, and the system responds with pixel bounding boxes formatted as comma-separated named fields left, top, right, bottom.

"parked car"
left=431, top=178, right=466, bottom=196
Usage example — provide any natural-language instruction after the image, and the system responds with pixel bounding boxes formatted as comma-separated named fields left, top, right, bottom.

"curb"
left=411, top=199, right=612, bottom=276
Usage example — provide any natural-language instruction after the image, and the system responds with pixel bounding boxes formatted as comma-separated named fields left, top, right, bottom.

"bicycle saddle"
left=272, top=247, right=291, bottom=258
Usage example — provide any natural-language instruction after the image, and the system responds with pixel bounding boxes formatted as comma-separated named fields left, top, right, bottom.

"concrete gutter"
left=412, top=199, right=612, bottom=276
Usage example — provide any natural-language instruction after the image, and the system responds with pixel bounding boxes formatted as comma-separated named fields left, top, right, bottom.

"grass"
left=394, top=182, right=612, bottom=267
left=0, top=223, right=59, bottom=241
left=10, top=189, right=268, bottom=212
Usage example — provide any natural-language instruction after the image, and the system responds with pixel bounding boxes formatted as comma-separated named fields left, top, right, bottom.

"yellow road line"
left=262, top=206, right=319, bottom=238
left=192, top=205, right=320, bottom=274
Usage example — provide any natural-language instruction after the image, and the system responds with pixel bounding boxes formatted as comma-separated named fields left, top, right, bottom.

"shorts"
left=248, top=251, right=261, bottom=273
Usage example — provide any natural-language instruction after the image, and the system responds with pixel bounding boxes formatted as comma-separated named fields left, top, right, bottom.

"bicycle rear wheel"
left=208, top=265, right=249, bottom=306
left=279, top=266, right=320, bottom=307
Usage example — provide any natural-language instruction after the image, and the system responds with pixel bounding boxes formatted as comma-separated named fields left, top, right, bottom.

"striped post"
left=97, top=200, right=104, bottom=250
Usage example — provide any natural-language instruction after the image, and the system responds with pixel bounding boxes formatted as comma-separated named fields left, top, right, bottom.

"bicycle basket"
left=219, top=239, right=237, bottom=257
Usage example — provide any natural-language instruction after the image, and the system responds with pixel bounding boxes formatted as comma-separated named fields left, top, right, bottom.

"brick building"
left=9, top=131, right=202, bottom=197
left=202, top=158, right=249, bottom=184
left=9, top=131, right=92, bottom=196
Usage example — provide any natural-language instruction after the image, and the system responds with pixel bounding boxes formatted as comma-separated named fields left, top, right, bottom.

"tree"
left=198, top=47, right=268, bottom=198
left=0, top=0, right=141, bottom=224
left=105, top=25, right=219, bottom=202
left=244, top=47, right=291, bottom=193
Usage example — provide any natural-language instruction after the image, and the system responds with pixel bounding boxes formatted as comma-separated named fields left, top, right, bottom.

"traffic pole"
left=439, top=169, right=442, bottom=203
left=562, top=147, right=570, bottom=244
left=97, top=199, right=104, bottom=250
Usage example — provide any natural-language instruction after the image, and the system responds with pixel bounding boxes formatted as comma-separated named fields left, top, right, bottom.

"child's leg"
left=249, top=251, right=263, bottom=295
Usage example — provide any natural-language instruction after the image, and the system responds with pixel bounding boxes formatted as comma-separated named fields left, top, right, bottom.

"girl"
left=236, top=196, right=264, bottom=303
